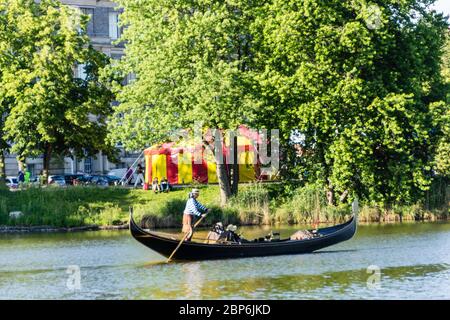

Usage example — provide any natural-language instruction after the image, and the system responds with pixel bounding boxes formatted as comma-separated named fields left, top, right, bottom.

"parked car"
left=107, top=168, right=136, bottom=184
left=64, top=174, right=85, bottom=186
left=48, top=175, right=66, bottom=187
left=72, top=175, right=93, bottom=185
left=29, top=176, right=38, bottom=183
left=105, top=175, right=121, bottom=185
left=89, top=175, right=121, bottom=186
left=5, top=176, right=19, bottom=189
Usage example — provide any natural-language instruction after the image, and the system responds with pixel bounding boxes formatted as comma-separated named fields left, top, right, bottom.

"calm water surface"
left=0, top=222, right=449, bottom=299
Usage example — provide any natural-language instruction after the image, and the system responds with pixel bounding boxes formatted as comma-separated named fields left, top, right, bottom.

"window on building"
left=80, top=8, right=94, bottom=35
left=76, top=63, right=87, bottom=80
left=109, top=11, right=121, bottom=40
left=27, top=164, right=35, bottom=177
left=84, top=157, right=92, bottom=174
left=126, top=72, right=137, bottom=84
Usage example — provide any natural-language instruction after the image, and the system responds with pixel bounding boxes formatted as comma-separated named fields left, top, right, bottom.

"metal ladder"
left=118, top=150, right=145, bottom=186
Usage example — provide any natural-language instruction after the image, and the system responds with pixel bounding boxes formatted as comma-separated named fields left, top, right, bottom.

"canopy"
left=144, top=132, right=268, bottom=186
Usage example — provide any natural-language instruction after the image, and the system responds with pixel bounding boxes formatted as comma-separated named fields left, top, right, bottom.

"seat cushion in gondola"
left=290, top=230, right=316, bottom=240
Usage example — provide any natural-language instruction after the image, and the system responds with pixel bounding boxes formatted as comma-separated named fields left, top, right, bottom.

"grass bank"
left=0, top=181, right=448, bottom=230
left=0, top=185, right=224, bottom=228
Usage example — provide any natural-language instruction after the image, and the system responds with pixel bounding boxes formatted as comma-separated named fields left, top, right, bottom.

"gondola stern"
left=341, top=213, right=358, bottom=242
left=351, top=198, right=359, bottom=238
left=348, top=214, right=358, bottom=239
left=128, top=207, right=178, bottom=259
left=129, top=206, right=147, bottom=238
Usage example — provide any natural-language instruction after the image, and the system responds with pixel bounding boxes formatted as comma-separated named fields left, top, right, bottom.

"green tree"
left=0, top=102, right=8, bottom=183
left=431, top=32, right=450, bottom=177
left=108, top=0, right=448, bottom=207
left=0, top=0, right=115, bottom=183
left=0, top=16, right=11, bottom=184
left=108, top=0, right=263, bottom=204
left=251, top=0, right=449, bottom=206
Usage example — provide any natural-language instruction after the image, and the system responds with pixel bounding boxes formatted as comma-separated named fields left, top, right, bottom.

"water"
left=0, top=222, right=449, bottom=299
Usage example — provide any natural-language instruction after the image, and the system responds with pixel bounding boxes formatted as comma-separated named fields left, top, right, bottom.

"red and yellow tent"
left=144, top=135, right=266, bottom=186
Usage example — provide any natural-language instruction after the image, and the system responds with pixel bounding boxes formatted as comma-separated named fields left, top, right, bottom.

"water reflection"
left=182, top=262, right=204, bottom=299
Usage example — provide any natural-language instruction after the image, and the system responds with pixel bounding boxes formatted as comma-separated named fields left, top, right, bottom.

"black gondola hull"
left=130, top=212, right=357, bottom=261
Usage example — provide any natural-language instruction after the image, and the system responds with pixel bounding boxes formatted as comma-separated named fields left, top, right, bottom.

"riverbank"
left=0, top=224, right=129, bottom=234
left=0, top=183, right=448, bottom=232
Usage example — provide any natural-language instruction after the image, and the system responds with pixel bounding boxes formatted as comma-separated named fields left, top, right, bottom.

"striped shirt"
left=184, top=198, right=208, bottom=217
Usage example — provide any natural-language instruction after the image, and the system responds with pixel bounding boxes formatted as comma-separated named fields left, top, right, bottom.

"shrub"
left=228, top=183, right=270, bottom=225
left=275, top=183, right=327, bottom=224
left=359, top=205, right=382, bottom=222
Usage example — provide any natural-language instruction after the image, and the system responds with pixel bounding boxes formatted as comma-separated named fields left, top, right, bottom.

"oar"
left=167, top=214, right=207, bottom=263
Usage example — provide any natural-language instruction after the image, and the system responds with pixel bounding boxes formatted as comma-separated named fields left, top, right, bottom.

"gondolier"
left=182, top=188, right=209, bottom=241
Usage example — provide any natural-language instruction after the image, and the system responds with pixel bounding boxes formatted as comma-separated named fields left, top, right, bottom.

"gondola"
left=129, top=209, right=357, bottom=261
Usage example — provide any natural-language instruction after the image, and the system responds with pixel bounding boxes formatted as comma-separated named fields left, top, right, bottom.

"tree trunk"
left=210, top=129, right=236, bottom=206
left=0, top=149, right=5, bottom=186
left=326, top=184, right=335, bottom=206
left=231, top=162, right=239, bottom=195
left=17, top=159, right=25, bottom=172
left=0, top=150, right=5, bottom=179
left=231, top=135, right=239, bottom=196
left=339, top=190, right=349, bottom=203
left=42, top=144, right=52, bottom=185
left=216, top=162, right=232, bottom=206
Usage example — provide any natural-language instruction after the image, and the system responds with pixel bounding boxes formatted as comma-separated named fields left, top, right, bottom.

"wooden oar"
left=167, top=214, right=207, bottom=263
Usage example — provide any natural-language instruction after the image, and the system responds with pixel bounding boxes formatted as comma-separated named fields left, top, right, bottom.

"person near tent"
left=134, top=163, right=144, bottom=188
left=125, top=166, right=133, bottom=185
left=151, top=177, right=160, bottom=193
left=182, top=188, right=209, bottom=241
left=160, top=177, right=170, bottom=192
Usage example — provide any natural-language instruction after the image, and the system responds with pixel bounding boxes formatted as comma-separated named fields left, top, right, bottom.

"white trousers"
left=134, top=173, right=144, bottom=187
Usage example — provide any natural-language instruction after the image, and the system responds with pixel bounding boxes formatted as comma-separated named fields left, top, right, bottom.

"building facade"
left=4, top=0, right=139, bottom=178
